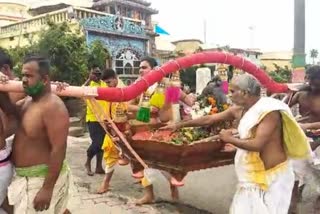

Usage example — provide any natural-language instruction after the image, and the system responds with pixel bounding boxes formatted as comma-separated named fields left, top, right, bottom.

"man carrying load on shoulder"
left=162, top=74, right=311, bottom=213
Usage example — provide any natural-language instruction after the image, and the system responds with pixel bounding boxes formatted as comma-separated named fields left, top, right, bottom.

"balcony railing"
left=0, top=7, right=143, bottom=38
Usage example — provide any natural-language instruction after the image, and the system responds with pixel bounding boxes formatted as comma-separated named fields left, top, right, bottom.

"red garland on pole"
left=97, top=51, right=289, bottom=102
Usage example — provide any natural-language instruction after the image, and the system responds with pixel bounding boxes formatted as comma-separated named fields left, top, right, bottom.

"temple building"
left=0, top=0, right=159, bottom=84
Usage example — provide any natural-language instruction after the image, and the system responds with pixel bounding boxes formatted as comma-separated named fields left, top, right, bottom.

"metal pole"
left=292, top=0, right=306, bottom=83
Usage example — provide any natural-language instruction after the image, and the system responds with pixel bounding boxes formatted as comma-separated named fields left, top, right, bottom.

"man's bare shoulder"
left=295, top=91, right=308, bottom=98
left=42, top=93, right=68, bottom=114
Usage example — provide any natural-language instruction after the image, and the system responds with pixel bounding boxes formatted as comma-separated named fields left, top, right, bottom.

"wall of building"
left=0, top=2, right=30, bottom=27
left=261, top=59, right=292, bottom=72
left=0, top=7, right=109, bottom=49
left=260, top=51, right=292, bottom=72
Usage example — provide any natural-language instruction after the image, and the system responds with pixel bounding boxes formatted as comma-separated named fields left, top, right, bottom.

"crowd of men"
left=0, top=48, right=319, bottom=214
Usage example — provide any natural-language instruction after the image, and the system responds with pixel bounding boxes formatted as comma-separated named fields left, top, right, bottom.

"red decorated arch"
left=97, top=51, right=289, bottom=101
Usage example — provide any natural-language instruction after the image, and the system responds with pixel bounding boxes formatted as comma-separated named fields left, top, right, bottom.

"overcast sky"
left=150, top=0, right=320, bottom=58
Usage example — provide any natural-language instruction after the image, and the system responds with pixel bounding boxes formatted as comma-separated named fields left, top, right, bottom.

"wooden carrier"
left=109, top=120, right=236, bottom=182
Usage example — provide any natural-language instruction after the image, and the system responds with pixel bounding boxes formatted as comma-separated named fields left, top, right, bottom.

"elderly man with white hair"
left=162, top=74, right=312, bottom=213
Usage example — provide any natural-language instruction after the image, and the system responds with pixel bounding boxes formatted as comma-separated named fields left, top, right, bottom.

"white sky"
left=150, top=0, right=320, bottom=58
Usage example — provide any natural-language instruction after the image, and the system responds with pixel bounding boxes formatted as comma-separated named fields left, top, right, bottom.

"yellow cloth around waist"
left=101, top=79, right=128, bottom=168
left=102, top=134, right=119, bottom=167
left=141, top=176, right=151, bottom=187
left=244, top=151, right=289, bottom=190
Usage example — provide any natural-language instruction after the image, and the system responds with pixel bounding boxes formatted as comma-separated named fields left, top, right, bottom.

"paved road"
left=67, top=135, right=315, bottom=214
left=67, top=135, right=237, bottom=213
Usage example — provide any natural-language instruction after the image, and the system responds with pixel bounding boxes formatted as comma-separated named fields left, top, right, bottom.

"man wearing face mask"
left=83, top=65, right=108, bottom=176
left=162, top=74, right=311, bottom=213
left=7, top=56, right=71, bottom=213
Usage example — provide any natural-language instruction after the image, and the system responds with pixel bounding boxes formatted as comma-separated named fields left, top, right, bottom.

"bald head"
left=232, top=74, right=261, bottom=96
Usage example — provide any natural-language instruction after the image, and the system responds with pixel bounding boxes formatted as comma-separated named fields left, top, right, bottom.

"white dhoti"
left=8, top=162, right=71, bottom=214
left=0, top=141, right=13, bottom=214
left=230, top=161, right=295, bottom=214
left=231, top=97, right=311, bottom=214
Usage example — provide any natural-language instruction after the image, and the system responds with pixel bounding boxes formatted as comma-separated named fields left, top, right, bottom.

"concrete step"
left=69, top=127, right=84, bottom=137
left=69, top=117, right=82, bottom=127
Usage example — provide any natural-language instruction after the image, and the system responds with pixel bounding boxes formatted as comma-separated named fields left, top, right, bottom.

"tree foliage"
left=7, top=45, right=38, bottom=77
left=310, top=49, right=318, bottom=65
left=87, top=40, right=109, bottom=69
left=268, top=63, right=292, bottom=83
left=36, top=21, right=89, bottom=85
left=5, top=21, right=108, bottom=86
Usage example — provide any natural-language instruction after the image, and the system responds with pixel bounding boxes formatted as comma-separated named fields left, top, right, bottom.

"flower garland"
left=207, top=97, right=229, bottom=115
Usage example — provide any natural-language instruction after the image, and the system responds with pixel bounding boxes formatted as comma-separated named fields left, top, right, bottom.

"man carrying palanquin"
left=287, top=65, right=320, bottom=212
left=127, top=56, right=195, bottom=205
left=8, top=56, right=71, bottom=214
left=162, top=74, right=311, bottom=213
left=97, top=68, right=128, bottom=194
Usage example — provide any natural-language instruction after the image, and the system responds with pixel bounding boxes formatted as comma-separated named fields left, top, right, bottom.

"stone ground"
left=66, top=134, right=318, bottom=214
left=66, top=134, right=213, bottom=214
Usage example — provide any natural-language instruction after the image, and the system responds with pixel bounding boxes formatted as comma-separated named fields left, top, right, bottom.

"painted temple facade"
left=0, top=0, right=158, bottom=84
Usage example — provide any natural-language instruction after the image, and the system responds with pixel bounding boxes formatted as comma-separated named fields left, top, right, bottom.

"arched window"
left=115, top=48, right=141, bottom=78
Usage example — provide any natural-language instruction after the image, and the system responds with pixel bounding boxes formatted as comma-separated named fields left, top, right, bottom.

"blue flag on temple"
left=155, top=25, right=170, bottom=35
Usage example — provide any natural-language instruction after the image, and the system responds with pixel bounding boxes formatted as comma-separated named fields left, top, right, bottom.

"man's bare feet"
left=95, top=168, right=105, bottom=174
left=135, top=185, right=155, bottom=205
left=170, top=185, right=179, bottom=202
left=85, top=162, right=94, bottom=176
left=97, top=182, right=109, bottom=194
left=135, top=194, right=155, bottom=205
left=133, top=179, right=142, bottom=184
left=118, top=158, right=129, bottom=166
left=63, top=209, right=71, bottom=214
left=170, top=177, right=184, bottom=187
left=314, top=196, right=320, bottom=213
left=132, top=170, right=144, bottom=179
left=2, top=197, right=13, bottom=214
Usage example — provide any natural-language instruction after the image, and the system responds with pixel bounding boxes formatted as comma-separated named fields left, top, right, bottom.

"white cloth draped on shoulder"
left=230, top=97, right=311, bottom=214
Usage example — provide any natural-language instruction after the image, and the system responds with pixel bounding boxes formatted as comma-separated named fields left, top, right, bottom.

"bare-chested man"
left=289, top=65, right=320, bottom=145
left=7, top=56, right=70, bottom=214
left=287, top=65, right=320, bottom=213
left=162, top=74, right=310, bottom=213
left=0, top=49, right=24, bottom=214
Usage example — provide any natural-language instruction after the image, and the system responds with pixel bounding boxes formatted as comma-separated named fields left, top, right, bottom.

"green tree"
left=37, top=21, right=89, bottom=85
left=310, top=49, right=318, bottom=65
left=7, top=45, right=38, bottom=77
left=268, top=63, right=292, bottom=83
left=87, top=40, right=109, bottom=69
left=5, top=21, right=96, bottom=86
